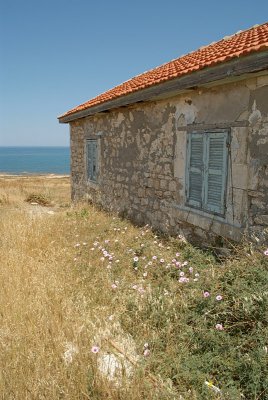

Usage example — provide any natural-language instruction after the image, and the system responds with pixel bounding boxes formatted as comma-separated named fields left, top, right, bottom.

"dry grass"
left=0, top=176, right=159, bottom=399
left=0, top=176, right=267, bottom=399
left=0, top=175, right=70, bottom=208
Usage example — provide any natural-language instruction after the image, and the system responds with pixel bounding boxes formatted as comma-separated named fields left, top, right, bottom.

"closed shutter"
left=91, top=140, right=97, bottom=181
left=86, top=140, right=98, bottom=181
left=204, top=132, right=228, bottom=214
left=186, top=133, right=204, bottom=208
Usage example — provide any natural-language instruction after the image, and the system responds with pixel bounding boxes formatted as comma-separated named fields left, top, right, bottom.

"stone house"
left=58, top=23, right=268, bottom=245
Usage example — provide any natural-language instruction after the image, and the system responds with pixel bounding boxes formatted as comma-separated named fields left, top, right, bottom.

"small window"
left=186, top=131, right=228, bottom=215
left=86, top=139, right=98, bottom=182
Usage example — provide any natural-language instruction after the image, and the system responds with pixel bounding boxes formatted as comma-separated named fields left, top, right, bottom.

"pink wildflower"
left=160, top=258, right=165, bottom=263
left=143, top=349, right=150, bottom=357
left=203, top=291, right=210, bottom=298
left=216, top=295, right=223, bottom=301
left=133, top=256, right=139, bottom=262
left=152, top=255, right=157, bottom=260
left=176, top=252, right=180, bottom=257
left=264, top=249, right=268, bottom=256
left=215, top=323, right=224, bottom=331
left=91, top=346, right=100, bottom=354
left=111, top=283, right=117, bottom=289
left=179, top=276, right=189, bottom=283
left=179, top=271, right=185, bottom=277
left=189, top=267, right=194, bottom=273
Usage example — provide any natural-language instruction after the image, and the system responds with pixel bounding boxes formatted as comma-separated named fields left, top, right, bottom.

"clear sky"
left=0, top=0, right=267, bottom=146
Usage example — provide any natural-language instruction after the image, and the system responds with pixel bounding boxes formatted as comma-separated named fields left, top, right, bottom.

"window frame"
left=86, top=139, right=98, bottom=183
left=185, top=129, right=229, bottom=217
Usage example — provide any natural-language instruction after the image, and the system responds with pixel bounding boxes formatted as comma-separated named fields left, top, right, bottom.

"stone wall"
left=69, top=74, right=268, bottom=245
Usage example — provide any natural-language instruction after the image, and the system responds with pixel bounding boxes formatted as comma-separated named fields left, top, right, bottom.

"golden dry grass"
left=0, top=176, right=167, bottom=399
left=0, top=176, right=267, bottom=400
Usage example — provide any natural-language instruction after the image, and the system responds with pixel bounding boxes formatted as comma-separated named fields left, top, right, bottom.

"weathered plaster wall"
left=70, top=74, right=268, bottom=244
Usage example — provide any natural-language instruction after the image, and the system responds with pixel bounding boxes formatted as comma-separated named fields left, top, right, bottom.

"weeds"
left=25, top=192, right=52, bottom=206
left=0, top=176, right=267, bottom=399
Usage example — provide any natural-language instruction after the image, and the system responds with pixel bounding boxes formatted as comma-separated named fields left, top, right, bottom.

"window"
left=186, top=131, right=229, bottom=215
left=86, top=139, right=98, bottom=182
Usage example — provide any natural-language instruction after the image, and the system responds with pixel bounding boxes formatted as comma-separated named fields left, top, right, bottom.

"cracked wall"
left=70, top=74, right=268, bottom=245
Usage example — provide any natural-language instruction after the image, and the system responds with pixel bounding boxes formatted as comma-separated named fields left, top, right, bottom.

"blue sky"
left=0, top=0, right=267, bottom=146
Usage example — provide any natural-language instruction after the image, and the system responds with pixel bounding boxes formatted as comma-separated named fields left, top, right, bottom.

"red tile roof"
left=60, top=22, right=268, bottom=118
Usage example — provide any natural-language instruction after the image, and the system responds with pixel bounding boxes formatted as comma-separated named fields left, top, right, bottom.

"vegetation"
left=0, top=176, right=267, bottom=399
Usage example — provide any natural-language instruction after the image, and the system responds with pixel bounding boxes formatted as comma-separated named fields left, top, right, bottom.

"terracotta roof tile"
left=60, top=22, right=268, bottom=118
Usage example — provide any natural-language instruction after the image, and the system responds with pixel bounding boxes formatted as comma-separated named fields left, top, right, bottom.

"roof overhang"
left=58, top=50, right=268, bottom=124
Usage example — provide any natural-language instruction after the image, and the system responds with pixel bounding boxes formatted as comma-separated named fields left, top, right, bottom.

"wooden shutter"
left=186, top=133, right=204, bottom=208
left=86, top=140, right=98, bottom=181
left=204, top=132, right=228, bottom=214
left=91, top=140, right=97, bottom=181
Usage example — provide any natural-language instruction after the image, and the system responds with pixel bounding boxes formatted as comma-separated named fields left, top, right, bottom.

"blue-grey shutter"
left=204, top=132, right=228, bottom=214
left=86, top=140, right=98, bottom=181
left=186, top=133, right=204, bottom=208
left=91, top=140, right=97, bottom=181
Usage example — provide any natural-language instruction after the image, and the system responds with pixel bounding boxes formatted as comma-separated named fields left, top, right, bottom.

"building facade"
left=59, top=24, right=268, bottom=245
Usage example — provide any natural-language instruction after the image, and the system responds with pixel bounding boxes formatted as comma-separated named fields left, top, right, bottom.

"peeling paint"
left=175, top=100, right=197, bottom=126
left=70, top=76, right=268, bottom=244
left=249, top=100, right=262, bottom=126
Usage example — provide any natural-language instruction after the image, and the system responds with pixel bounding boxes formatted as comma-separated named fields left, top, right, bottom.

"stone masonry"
left=70, top=74, right=268, bottom=245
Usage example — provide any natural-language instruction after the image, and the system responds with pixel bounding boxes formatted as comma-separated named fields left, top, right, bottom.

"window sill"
left=171, top=202, right=241, bottom=229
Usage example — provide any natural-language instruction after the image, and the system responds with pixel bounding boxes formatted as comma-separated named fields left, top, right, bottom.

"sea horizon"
left=0, top=146, right=70, bottom=175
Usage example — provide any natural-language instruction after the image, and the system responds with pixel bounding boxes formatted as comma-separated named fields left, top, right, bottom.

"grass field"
left=0, top=176, right=267, bottom=399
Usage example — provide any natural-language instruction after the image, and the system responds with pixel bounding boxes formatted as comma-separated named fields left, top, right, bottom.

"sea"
left=0, top=147, right=70, bottom=175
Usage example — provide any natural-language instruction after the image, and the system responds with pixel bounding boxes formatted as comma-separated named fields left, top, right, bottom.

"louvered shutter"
left=186, top=133, right=204, bottom=208
left=86, top=140, right=98, bottom=181
left=204, top=132, right=228, bottom=214
left=91, top=140, right=97, bottom=181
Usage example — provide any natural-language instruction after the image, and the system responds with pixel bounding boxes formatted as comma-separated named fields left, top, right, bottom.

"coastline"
left=0, top=173, right=70, bottom=179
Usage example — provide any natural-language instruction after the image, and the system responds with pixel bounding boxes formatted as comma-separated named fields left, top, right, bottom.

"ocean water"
left=0, top=147, right=70, bottom=175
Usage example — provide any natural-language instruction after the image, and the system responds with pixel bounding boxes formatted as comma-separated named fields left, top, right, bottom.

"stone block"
left=232, top=164, right=248, bottom=190
left=211, top=220, right=242, bottom=241
left=141, top=198, right=149, bottom=206
left=231, top=127, right=248, bottom=164
left=186, top=211, right=212, bottom=231
left=169, top=180, right=177, bottom=192
left=254, top=214, right=268, bottom=225
left=160, top=180, right=167, bottom=190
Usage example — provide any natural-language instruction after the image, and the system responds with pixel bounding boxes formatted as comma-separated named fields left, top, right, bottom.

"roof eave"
left=58, top=50, right=268, bottom=124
